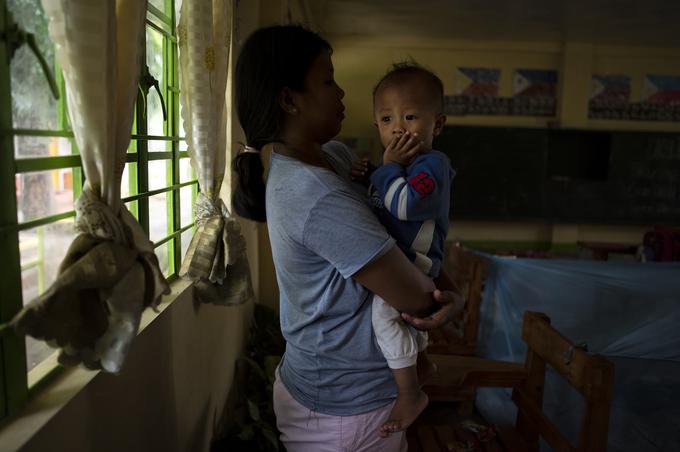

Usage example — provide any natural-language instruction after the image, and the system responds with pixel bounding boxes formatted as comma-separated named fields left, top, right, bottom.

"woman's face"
left=293, top=51, right=346, bottom=143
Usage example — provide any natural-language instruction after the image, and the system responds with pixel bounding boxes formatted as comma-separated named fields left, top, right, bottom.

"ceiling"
left=308, top=0, right=680, bottom=48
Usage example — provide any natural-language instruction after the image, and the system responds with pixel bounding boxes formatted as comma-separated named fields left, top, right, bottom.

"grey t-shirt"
left=267, top=141, right=397, bottom=416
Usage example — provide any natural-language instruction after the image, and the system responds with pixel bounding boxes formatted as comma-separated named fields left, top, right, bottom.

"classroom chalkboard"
left=435, top=126, right=680, bottom=224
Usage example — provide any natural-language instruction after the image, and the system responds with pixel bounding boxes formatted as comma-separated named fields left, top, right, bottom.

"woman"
left=232, top=25, right=463, bottom=451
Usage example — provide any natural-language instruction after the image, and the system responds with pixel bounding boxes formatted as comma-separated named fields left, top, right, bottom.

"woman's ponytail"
left=231, top=25, right=331, bottom=222
left=231, top=151, right=266, bottom=222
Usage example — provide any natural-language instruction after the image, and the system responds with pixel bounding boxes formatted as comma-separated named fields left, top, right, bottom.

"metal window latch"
left=138, top=64, right=167, bottom=122
left=2, top=11, right=60, bottom=100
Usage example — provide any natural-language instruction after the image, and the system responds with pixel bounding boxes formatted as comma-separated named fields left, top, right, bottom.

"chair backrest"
left=447, top=244, right=488, bottom=349
left=514, top=312, right=615, bottom=452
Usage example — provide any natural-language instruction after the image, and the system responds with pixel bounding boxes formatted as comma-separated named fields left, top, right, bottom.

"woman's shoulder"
left=323, top=140, right=355, bottom=168
left=268, top=141, right=365, bottom=209
left=268, top=149, right=354, bottom=202
left=323, top=140, right=353, bottom=157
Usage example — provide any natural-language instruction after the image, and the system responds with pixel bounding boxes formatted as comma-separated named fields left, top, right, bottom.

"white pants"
left=371, top=295, right=429, bottom=369
left=274, top=368, right=407, bottom=451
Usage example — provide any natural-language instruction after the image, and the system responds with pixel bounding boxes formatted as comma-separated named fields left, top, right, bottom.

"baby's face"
left=373, top=81, right=445, bottom=152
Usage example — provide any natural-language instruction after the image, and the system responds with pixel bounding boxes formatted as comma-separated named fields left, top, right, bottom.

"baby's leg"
left=381, top=366, right=428, bottom=438
left=371, top=295, right=429, bottom=437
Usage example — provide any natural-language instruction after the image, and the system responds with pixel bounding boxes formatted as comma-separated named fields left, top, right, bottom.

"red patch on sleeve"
left=408, top=171, right=435, bottom=199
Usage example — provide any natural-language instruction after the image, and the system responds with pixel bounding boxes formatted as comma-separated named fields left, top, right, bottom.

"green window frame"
left=0, top=0, right=197, bottom=421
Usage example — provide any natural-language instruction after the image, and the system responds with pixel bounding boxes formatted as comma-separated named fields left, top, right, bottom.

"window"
left=0, top=0, right=197, bottom=419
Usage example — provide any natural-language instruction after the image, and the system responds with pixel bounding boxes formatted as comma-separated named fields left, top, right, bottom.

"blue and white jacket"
left=368, top=150, right=455, bottom=278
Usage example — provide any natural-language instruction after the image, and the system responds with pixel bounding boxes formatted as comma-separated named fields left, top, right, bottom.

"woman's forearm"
left=352, top=245, right=435, bottom=317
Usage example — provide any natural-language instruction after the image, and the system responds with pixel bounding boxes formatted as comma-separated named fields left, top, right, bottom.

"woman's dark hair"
left=232, top=25, right=331, bottom=222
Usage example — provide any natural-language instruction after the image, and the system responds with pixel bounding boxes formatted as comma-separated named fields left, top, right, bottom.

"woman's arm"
left=402, top=267, right=466, bottom=330
left=353, top=248, right=467, bottom=327
left=352, top=245, right=435, bottom=318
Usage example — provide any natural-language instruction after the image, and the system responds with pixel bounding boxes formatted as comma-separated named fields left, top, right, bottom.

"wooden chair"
left=428, top=244, right=488, bottom=356
left=415, top=312, right=615, bottom=452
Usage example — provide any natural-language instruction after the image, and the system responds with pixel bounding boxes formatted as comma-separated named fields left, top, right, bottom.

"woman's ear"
left=433, top=113, right=447, bottom=136
left=278, top=87, right=298, bottom=115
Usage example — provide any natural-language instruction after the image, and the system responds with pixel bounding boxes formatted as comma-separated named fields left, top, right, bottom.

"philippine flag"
left=513, top=69, right=558, bottom=98
left=590, top=75, right=631, bottom=105
left=641, top=75, right=680, bottom=105
left=455, top=68, right=500, bottom=97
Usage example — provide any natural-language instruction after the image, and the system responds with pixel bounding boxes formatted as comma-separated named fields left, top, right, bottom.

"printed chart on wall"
left=444, top=67, right=558, bottom=117
left=588, top=74, right=631, bottom=119
left=641, top=75, right=680, bottom=121
left=446, top=67, right=501, bottom=116
left=512, top=69, right=557, bottom=116
left=454, top=67, right=500, bottom=97
left=589, top=74, right=680, bottom=121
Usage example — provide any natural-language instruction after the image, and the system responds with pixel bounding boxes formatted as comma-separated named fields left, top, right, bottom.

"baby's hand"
left=351, top=157, right=371, bottom=185
left=383, top=131, right=424, bottom=166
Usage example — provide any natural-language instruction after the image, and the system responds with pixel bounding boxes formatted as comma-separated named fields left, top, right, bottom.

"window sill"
left=0, top=277, right=194, bottom=451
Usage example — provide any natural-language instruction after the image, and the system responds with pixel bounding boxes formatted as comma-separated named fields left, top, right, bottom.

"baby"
left=352, top=62, right=459, bottom=437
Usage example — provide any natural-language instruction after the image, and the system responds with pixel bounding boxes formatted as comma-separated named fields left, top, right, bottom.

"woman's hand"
left=401, top=289, right=465, bottom=331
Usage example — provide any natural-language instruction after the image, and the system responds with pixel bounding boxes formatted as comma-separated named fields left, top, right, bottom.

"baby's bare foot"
left=379, top=390, right=428, bottom=438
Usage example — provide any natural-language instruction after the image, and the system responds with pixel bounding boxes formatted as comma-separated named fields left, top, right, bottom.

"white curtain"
left=12, top=0, right=169, bottom=373
left=177, top=0, right=253, bottom=305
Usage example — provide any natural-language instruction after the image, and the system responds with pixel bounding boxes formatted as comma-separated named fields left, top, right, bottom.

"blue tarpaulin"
left=474, top=254, right=680, bottom=451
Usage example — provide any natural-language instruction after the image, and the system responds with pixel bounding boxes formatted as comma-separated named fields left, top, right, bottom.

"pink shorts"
left=273, top=370, right=407, bottom=451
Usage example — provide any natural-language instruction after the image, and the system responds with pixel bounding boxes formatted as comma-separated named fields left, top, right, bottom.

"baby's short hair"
left=373, top=61, right=445, bottom=113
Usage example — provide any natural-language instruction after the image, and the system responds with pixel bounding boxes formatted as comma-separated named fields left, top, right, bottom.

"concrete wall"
left=11, top=285, right=252, bottom=452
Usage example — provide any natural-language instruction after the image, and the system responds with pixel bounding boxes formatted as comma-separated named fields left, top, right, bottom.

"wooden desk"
left=577, top=241, right=638, bottom=261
